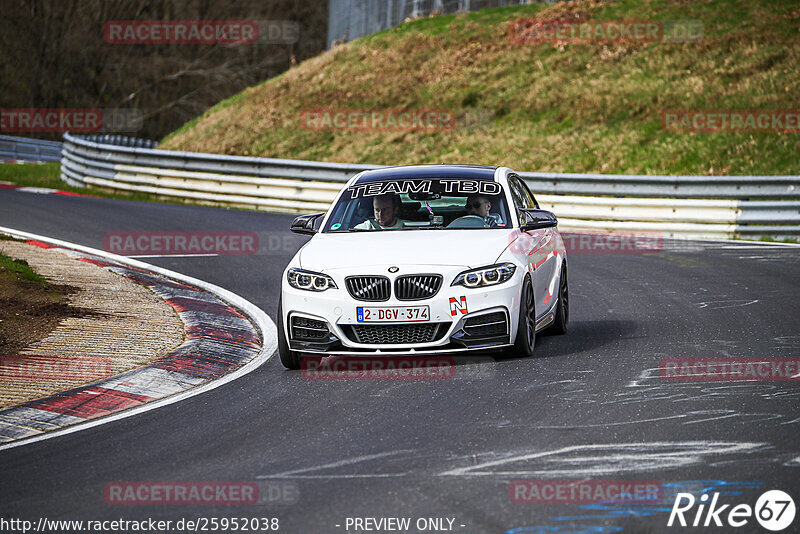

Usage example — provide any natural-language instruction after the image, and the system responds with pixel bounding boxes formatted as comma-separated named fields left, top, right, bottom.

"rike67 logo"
left=668, top=489, right=795, bottom=531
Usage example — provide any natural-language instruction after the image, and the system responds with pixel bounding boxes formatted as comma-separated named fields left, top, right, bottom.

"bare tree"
left=0, top=0, right=328, bottom=140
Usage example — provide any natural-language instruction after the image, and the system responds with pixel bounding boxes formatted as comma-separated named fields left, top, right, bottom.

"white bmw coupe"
left=277, top=165, right=568, bottom=369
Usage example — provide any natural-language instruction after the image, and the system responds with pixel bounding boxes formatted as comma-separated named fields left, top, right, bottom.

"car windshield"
left=322, top=178, right=512, bottom=232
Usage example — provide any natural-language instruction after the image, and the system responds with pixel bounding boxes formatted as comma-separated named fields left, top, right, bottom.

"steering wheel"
left=447, top=215, right=489, bottom=229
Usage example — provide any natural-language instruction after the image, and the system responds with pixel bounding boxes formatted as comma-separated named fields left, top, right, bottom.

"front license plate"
left=356, top=306, right=430, bottom=323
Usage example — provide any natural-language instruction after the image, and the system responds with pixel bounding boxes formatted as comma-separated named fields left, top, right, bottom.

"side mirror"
left=290, top=213, right=325, bottom=235
left=519, top=209, right=557, bottom=231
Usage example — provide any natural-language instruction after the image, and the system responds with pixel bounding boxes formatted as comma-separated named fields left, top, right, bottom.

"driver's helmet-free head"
left=465, top=195, right=490, bottom=210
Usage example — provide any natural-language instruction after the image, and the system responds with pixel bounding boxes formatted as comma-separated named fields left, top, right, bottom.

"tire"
left=544, top=264, right=568, bottom=336
left=277, top=297, right=301, bottom=370
left=505, top=275, right=535, bottom=358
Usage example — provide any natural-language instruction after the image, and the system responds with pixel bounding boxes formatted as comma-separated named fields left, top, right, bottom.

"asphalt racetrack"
left=1, top=189, right=799, bottom=533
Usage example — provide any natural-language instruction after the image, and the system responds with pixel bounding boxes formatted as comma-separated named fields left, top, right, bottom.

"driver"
left=465, top=195, right=497, bottom=227
left=354, top=193, right=407, bottom=230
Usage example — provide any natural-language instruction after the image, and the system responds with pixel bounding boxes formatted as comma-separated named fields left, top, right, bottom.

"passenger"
left=354, top=193, right=408, bottom=230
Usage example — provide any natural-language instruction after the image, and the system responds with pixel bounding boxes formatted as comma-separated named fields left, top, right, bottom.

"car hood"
left=298, top=230, right=518, bottom=271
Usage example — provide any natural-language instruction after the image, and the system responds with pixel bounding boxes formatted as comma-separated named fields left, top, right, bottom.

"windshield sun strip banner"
left=346, top=179, right=502, bottom=199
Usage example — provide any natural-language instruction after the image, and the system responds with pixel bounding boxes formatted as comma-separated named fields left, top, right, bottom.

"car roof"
left=353, top=164, right=499, bottom=184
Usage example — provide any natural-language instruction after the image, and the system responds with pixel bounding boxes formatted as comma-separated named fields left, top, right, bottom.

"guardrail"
left=81, top=134, right=157, bottom=149
left=60, top=133, right=800, bottom=239
left=0, top=135, right=63, bottom=163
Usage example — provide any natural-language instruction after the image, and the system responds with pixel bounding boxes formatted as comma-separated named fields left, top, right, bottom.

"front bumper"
left=281, top=268, right=522, bottom=355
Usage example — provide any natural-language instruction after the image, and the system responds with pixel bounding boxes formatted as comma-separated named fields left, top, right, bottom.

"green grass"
left=0, top=163, right=64, bottom=189
left=0, top=251, right=48, bottom=288
left=0, top=234, right=74, bottom=301
left=757, top=235, right=800, bottom=244
left=159, top=0, right=800, bottom=176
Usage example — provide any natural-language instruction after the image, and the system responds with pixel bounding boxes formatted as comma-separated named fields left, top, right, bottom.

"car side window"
left=506, top=177, right=527, bottom=226
left=516, top=176, right=539, bottom=208
left=509, top=175, right=536, bottom=209
left=507, top=177, right=526, bottom=211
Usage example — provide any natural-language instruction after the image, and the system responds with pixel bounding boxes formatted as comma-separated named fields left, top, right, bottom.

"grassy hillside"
left=161, top=0, right=800, bottom=175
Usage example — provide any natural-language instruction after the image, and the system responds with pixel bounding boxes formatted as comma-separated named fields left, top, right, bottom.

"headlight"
left=452, top=263, right=516, bottom=288
left=287, top=268, right=337, bottom=291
